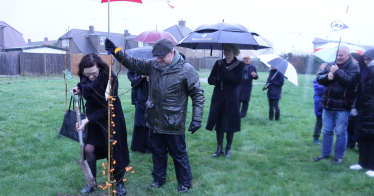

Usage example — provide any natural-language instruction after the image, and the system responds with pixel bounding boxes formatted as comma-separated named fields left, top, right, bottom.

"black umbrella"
left=125, top=46, right=155, bottom=60
left=177, top=22, right=271, bottom=50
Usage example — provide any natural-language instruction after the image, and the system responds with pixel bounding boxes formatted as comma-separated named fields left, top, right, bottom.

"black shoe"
left=314, top=155, right=330, bottom=162
left=80, top=184, right=96, bottom=194
left=212, top=145, right=224, bottom=158
left=240, top=114, right=246, bottom=118
left=177, top=185, right=190, bottom=193
left=333, top=157, right=343, bottom=165
left=116, top=181, right=126, bottom=196
left=275, top=111, right=280, bottom=121
left=148, top=182, right=164, bottom=190
left=225, top=145, right=231, bottom=158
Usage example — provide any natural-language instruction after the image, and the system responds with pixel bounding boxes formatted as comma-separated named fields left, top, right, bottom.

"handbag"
left=59, top=95, right=88, bottom=143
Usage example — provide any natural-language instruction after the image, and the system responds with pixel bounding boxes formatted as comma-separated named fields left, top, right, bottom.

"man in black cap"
left=105, top=38, right=204, bottom=193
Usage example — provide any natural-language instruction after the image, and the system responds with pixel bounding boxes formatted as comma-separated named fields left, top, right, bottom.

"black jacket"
left=127, top=70, right=139, bottom=105
left=353, top=49, right=374, bottom=138
left=113, top=49, right=205, bottom=135
left=237, top=63, right=258, bottom=101
left=206, top=58, right=244, bottom=132
left=316, top=57, right=360, bottom=110
left=131, top=71, right=149, bottom=128
left=266, top=69, right=284, bottom=99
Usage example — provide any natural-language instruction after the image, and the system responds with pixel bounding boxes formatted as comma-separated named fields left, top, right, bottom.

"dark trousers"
left=347, top=119, right=357, bottom=148
left=239, top=100, right=249, bottom=117
left=359, top=138, right=374, bottom=170
left=314, top=115, right=322, bottom=137
left=268, top=99, right=280, bottom=120
left=150, top=131, right=192, bottom=187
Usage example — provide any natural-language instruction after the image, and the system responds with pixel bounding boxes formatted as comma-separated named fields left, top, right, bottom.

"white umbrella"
left=314, top=42, right=365, bottom=62
left=258, top=54, right=298, bottom=87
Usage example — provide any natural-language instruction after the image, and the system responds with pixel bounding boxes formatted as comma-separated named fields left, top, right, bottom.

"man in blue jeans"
left=314, top=46, right=360, bottom=165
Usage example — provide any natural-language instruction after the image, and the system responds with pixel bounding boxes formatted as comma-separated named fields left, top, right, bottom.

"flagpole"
left=108, top=0, right=111, bottom=55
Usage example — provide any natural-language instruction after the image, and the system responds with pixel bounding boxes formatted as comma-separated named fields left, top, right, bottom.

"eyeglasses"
left=83, top=69, right=99, bottom=77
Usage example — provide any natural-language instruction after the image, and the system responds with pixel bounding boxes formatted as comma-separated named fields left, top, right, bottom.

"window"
left=100, top=36, right=105, bottom=45
left=138, top=42, right=143, bottom=47
left=197, top=49, right=202, bottom=52
left=62, top=39, right=69, bottom=47
left=192, top=49, right=195, bottom=52
left=205, top=49, right=210, bottom=53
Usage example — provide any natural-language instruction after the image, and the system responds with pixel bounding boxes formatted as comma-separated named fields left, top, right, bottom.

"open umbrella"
left=134, top=30, right=177, bottom=44
left=258, top=54, right=298, bottom=87
left=125, top=46, right=155, bottom=59
left=314, top=43, right=365, bottom=62
left=177, top=22, right=271, bottom=50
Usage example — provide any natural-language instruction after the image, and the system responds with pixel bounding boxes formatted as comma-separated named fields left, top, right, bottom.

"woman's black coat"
left=354, top=49, right=374, bottom=138
left=206, top=58, right=244, bottom=132
left=127, top=70, right=139, bottom=105
left=129, top=71, right=149, bottom=127
left=237, top=63, right=258, bottom=101
left=266, top=69, right=284, bottom=99
left=78, top=72, right=130, bottom=178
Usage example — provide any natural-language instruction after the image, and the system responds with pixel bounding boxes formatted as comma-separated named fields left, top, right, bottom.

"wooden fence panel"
left=0, top=53, right=20, bottom=75
left=45, top=53, right=71, bottom=76
left=71, top=54, right=116, bottom=75
left=20, top=52, right=44, bottom=76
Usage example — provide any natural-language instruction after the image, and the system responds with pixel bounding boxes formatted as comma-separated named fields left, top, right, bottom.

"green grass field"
left=0, top=71, right=370, bottom=196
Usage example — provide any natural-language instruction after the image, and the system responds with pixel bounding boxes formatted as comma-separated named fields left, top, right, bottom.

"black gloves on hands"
left=105, top=39, right=117, bottom=53
left=188, top=120, right=202, bottom=134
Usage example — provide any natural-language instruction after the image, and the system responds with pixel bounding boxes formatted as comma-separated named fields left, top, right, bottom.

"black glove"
left=105, top=39, right=116, bottom=53
left=188, top=120, right=201, bottom=134
left=262, top=86, right=268, bottom=91
left=269, top=79, right=273, bottom=83
left=223, top=70, right=230, bottom=79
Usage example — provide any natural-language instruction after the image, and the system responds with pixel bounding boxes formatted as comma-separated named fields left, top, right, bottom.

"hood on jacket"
left=359, top=48, right=374, bottom=72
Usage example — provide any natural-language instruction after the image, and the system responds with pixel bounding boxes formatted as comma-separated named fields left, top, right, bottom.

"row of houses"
left=0, top=20, right=227, bottom=58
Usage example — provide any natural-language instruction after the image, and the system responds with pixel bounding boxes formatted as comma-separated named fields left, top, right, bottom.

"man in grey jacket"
left=105, top=38, right=204, bottom=193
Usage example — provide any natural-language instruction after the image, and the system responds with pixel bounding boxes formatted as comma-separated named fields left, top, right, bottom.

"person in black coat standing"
left=265, top=66, right=284, bottom=120
left=206, top=43, right=244, bottom=158
left=73, top=53, right=129, bottom=196
left=237, top=56, right=258, bottom=118
left=128, top=70, right=152, bottom=153
left=349, top=48, right=374, bottom=176
left=127, top=70, right=139, bottom=107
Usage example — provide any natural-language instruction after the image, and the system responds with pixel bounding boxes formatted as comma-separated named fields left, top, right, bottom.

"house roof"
left=59, top=29, right=131, bottom=54
left=163, top=24, right=192, bottom=42
left=0, top=21, right=27, bottom=49
left=3, top=45, right=66, bottom=51
left=27, top=40, right=57, bottom=46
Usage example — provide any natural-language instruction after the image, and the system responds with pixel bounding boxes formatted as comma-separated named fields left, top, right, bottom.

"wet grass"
left=0, top=71, right=368, bottom=196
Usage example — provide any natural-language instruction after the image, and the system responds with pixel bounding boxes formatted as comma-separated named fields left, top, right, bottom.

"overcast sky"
left=1, top=0, right=374, bottom=54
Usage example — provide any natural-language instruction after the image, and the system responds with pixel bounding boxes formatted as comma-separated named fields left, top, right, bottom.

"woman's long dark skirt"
left=358, top=137, right=374, bottom=170
left=131, top=125, right=152, bottom=153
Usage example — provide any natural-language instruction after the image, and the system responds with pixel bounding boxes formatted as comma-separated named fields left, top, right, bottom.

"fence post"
left=44, top=53, right=47, bottom=76
left=19, top=51, right=23, bottom=76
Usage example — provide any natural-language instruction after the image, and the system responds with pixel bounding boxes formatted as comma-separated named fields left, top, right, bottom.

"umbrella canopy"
left=134, top=30, right=177, bottom=44
left=125, top=46, right=155, bottom=60
left=177, top=22, right=271, bottom=50
left=314, top=43, right=365, bottom=62
left=258, top=54, right=298, bottom=87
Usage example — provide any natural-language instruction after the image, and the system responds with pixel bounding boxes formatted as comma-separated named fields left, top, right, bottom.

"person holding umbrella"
left=314, top=46, right=360, bottom=165
left=237, top=56, right=258, bottom=118
left=105, top=38, right=204, bottom=193
left=349, top=48, right=374, bottom=176
left=206, top=43, right=244, bottom=158
left=72, top=53, right=129, bottom=195
left=264, top=66, right=284, bottom=121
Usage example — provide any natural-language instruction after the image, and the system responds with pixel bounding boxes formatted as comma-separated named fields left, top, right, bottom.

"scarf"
left=361, top=66, right=370, bottom=82
left=160, top=49, right=181, bottom=73
left=80, top=73, right=102, bottom=101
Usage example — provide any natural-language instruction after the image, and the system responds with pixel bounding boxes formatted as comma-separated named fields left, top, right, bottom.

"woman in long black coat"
left=206, top=44, right=244, bottom=158
left=127, top=70, right=152, bottom=153
left=349, top=48, right=374, bottom=177
left=73, top=53, right=129, bottom=195
left=265, top=66, right=284, bottom=120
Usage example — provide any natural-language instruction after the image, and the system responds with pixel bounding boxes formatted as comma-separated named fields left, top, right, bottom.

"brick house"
left=0, top=21, right=27, bottom=51
left=164, top=20, right=221, bottom=59
left=27, top=37, right=57, bottom=47
left=56, top=26, right=138, bottom=54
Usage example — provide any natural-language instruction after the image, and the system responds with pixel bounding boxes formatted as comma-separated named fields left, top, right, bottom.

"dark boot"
left=269, top=110, right=274, bottom=120
left=225, top=145, right=231, bottom=158
left=212, top=145, right=224, bottom=157
left=116, top=181, right=126, bottom=196
left=275, top=111, right=280, bottom=121
left=80, top=159, right=97, bottom=193
left=313, top=136, right=320, bottom=144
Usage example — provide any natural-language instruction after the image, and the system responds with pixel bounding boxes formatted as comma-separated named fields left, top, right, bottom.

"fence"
left=0, top=53, right=19, bottom=75
left=0, top=52, right=324, bottom=76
